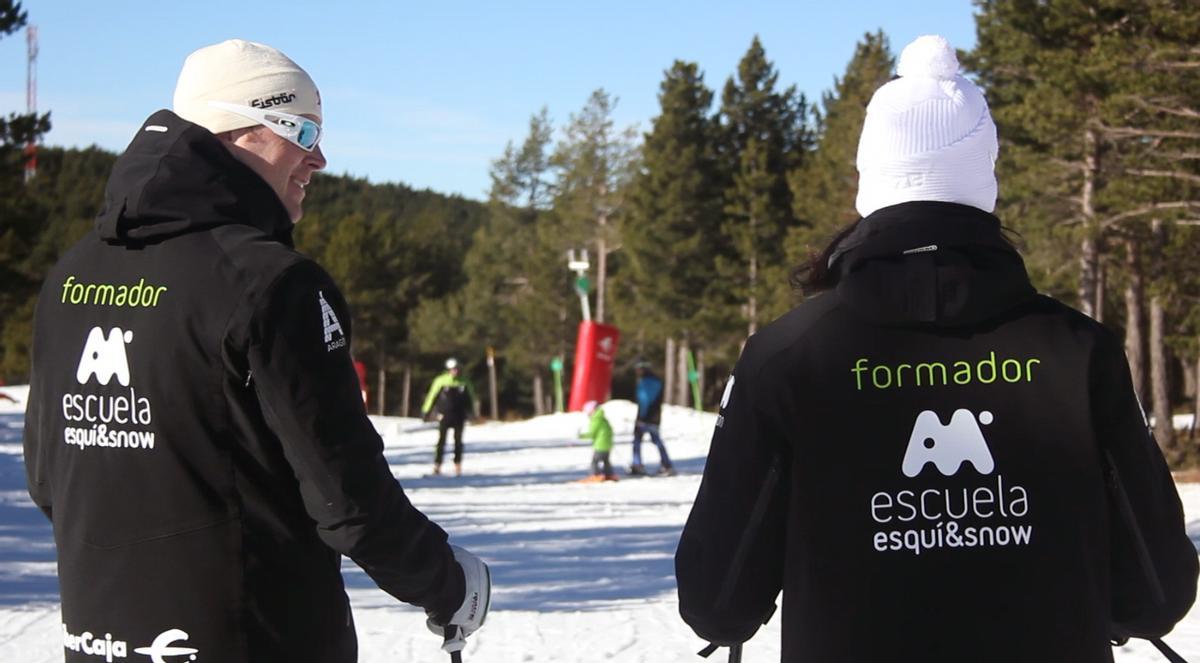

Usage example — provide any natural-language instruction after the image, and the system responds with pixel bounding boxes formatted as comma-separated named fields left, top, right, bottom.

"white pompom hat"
left=855, top=35, right=998, bottom=218
left=173, top=39, right=322, bottom=135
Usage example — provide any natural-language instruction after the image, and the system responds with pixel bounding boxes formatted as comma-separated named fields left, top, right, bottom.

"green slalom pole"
left=687, top=350, right=702, bottom=410
left=550, top=356, right=564, bottom=413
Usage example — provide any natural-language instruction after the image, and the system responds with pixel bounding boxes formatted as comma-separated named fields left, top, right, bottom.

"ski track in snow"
left=0, top=385, right=1198, bottom=661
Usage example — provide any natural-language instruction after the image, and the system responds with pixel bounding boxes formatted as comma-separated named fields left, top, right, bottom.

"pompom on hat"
left=173, top=39, right=322, bottom=135
left=855, top=35, right=998, bottom=218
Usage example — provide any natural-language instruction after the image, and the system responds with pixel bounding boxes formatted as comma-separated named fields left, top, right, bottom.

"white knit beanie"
left=172, top=39, right=322, bottom=135
left=855, top=35, right=998, bottom=218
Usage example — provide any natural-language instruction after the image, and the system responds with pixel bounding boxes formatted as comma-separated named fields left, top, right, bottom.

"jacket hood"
left=829, top=201, right=1035, bottom=328
left=95, top=110, right=293, bottom=245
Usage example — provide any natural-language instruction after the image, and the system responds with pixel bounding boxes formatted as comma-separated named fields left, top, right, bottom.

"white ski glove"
left=427, top=545, right=491, bottom=654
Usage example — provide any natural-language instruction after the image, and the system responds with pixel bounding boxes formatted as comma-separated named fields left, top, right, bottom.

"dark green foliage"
left=716, top=36, right=814, bottom=333
left=0, top=145, right=487, bottom=394
left=411, top=109, right=577, bottom=415
left=621, top=61, right=724, bottom=346
left=786, top=31, right=894, bottom=294
left=0, top=0, right=26, bottom=37
left=0, top=3, right=51, bottom=380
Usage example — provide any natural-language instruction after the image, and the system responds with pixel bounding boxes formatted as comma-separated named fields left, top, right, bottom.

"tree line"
left=1, top=1, right=1198, bottom=461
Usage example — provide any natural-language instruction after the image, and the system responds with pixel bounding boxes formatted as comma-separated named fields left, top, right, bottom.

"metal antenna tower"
left=24, top=24, right=38, bottom=183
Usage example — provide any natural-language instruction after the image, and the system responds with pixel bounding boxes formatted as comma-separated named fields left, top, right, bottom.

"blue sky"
left=0, top=1, right=978, bottom=201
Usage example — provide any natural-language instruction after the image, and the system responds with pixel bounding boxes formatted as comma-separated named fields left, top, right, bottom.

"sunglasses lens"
left=297, top=122, right=320, bottom=149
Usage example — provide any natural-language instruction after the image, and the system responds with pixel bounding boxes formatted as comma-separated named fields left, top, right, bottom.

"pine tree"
left=0, top=1, right=51, bottom=380
left=786, top=31, right=894, bottom=289
left=411, top=110, right=572, bottom=415
left=716, top=36, right=812, bottom=337
left=965, top=0, right=1148, bottom=318
left=551, top=89, right=638, bottom=325
left=621, top=61, right=724, bottom=351
left=967, top=0, right=1200, bottom=456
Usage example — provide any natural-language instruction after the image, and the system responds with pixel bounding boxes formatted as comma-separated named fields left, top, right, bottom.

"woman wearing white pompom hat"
left=676, top=35, right=1196, bottom=662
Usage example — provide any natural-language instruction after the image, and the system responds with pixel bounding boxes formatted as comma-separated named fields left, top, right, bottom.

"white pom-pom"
left=897, top=35, right=959, bottom=80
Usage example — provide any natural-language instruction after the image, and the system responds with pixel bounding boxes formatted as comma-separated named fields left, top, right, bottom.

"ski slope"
left=1, top=385, right=1198, bottom=662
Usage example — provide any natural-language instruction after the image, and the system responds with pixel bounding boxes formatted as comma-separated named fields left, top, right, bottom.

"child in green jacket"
left=580, top=401, right=617, bottom=481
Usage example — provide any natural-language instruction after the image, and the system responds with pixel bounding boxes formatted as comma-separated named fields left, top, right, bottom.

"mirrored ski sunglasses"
left=207, top=101, right=323, bottom=152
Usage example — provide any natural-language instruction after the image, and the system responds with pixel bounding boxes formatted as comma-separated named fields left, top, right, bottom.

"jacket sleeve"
left=581, top=413, right=600, bottom=440
left=676, top=344, right=787, bottom=645
left=466, top=380, right=478, bottom=416
left=421, top=374, right=446, bottom=415
left=1092, top=331, right=1198, bottom=639
left=23, top=307, right=53, bottom=521
left=246, top=262, right=463, bottom=621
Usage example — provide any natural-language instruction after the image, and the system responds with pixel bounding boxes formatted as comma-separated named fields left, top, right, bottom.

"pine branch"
left=1100, top=202, right=1200, bottom=230
left=1125, top=169, right=1200, bottom=185
left=1122, top=97, right=1200, bottom=121
left=1099, top=126, right=1200, bottom=140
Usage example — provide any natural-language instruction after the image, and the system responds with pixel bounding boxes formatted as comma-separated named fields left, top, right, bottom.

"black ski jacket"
left=23, top=110, right=463, bottom=663
left=676, top=202, right=1197, bottom=662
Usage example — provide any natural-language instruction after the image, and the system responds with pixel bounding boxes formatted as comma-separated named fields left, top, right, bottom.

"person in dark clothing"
left=675, top=35, right=1196, bottom=663
left=23, top=40, right=488, bottom=663
left=630, top=360, right=673, bottom=476
left=421, top=357, right=477, bottom=476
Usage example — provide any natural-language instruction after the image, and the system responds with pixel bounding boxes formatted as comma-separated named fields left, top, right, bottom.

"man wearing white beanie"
left=25, top=39, right=489, bottom=662
left=678, top=35, right=1194, bottom=663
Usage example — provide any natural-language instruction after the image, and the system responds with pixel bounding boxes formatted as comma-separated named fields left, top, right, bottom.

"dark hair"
left=788, top=219, right=864, bottom=295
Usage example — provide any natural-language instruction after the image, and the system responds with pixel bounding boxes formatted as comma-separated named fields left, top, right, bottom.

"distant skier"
left=676, top=35, right=1195, bottom=662
left=578, top=400, right=617, bottom=482
left=422, top=357, right=477, bottom=476
left=23, top=40, right=489, bottom=662
left=630, top=360, right=673, bottom=476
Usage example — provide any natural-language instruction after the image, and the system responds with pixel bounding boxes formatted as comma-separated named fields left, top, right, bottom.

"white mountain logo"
left=75, top=327, right=133, bottom=386
left=901, top=409, right=996, bottom=477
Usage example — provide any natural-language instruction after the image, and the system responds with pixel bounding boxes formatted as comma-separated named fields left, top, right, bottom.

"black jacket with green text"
left=23, top=110, right=463, bottom=663
left=676, top=202, right=1197, bottom=662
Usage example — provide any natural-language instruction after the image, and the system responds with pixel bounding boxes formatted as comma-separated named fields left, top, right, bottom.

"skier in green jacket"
left=579, top=400, right=617, bottom=481
left=421, top=358, right=477, bottom=476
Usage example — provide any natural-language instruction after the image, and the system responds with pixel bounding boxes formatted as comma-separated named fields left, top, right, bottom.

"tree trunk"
left=400, top=364, right=411, bottom=418
left=376, top=363, right=386, bottom=416
left=486, top=347, right=499, bottom=420
left=1124, top=239, right=1146, bottom=403
left=1194, top=351, right=1200, bottom=438
left=1150, top=292, right=1175, bottom=451
left=1094, top=258, right=1106, bottom=323
left=664, top=337, right=677, bottom=407
left=1149, top=220, right=1174, bottom=452
left=697, top=348, right=706, bottom=410
left=1078, top=127, right=1101, bottom=318
left=596, top=235, right=607, bottom=324
left=1182, top=356, right=1197, bottom=439
left=747, top=250, right=759, bottom=337
left=595, top=183, right=609, bottom=324
left=676, top=339, right=691, bottom=407
left=533, top=372, right=545, bottom=416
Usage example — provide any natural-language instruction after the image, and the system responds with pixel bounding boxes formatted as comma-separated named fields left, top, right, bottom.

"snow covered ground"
left=1, top=384, right=1199, bottom=662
